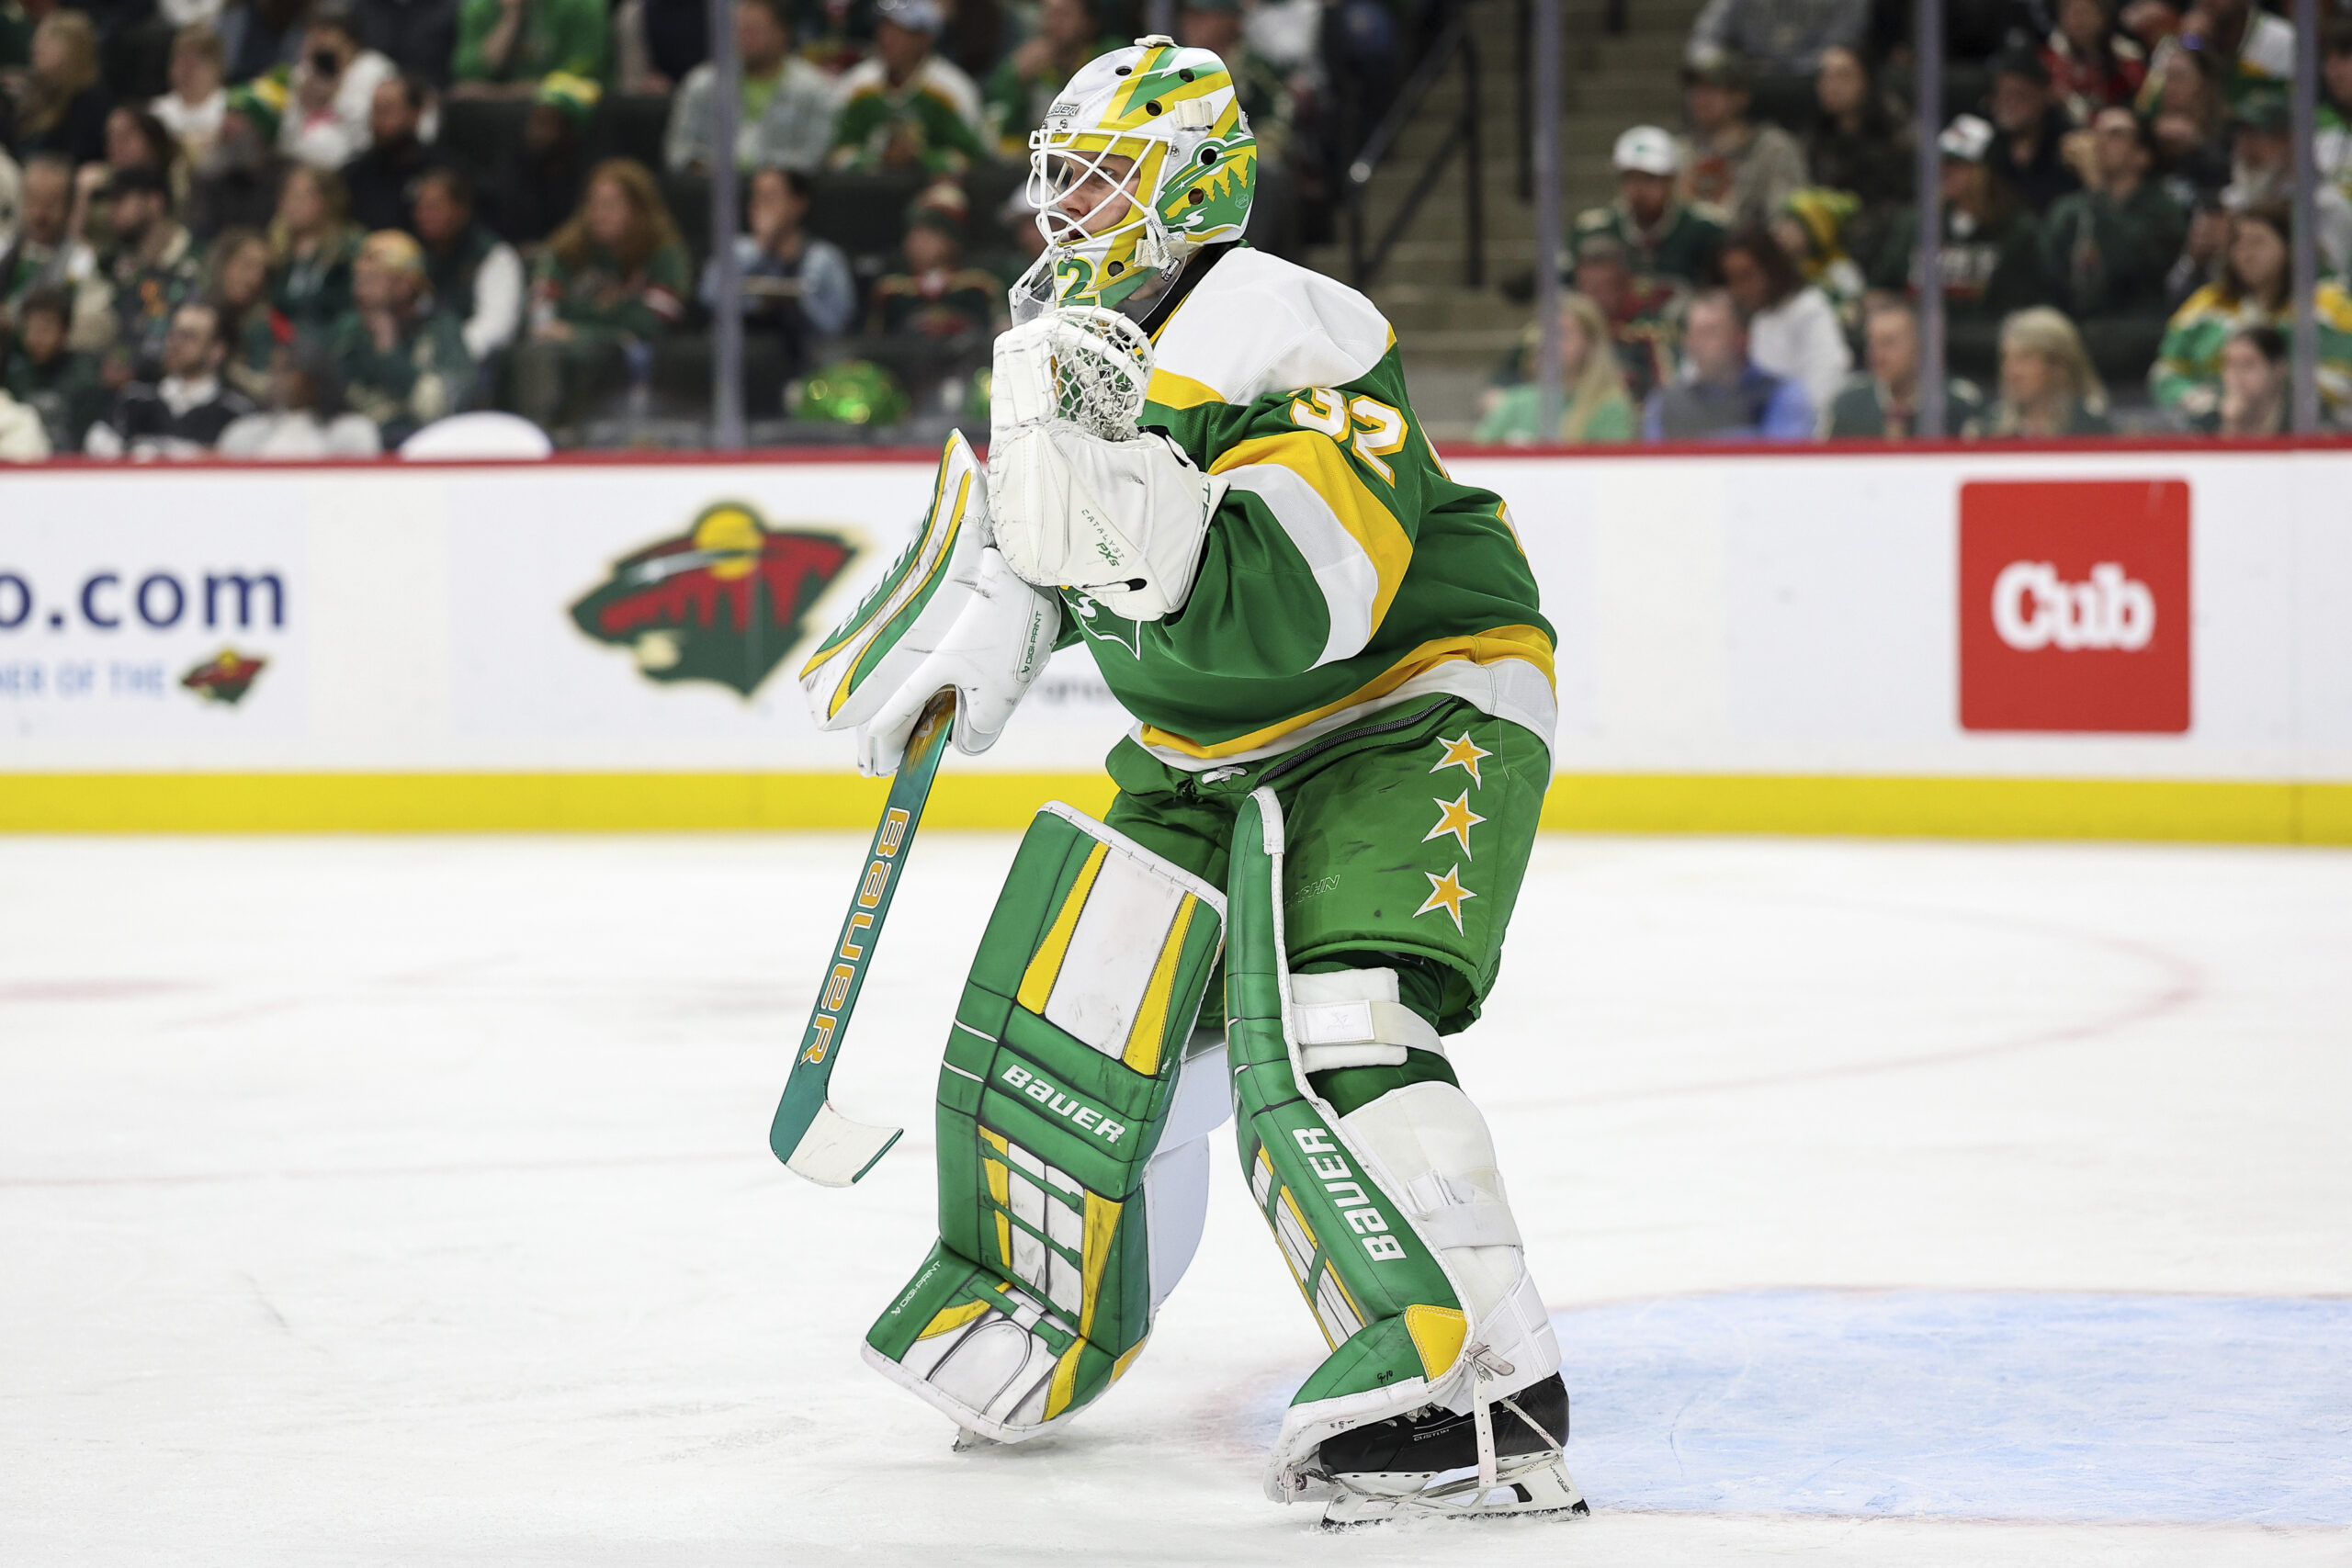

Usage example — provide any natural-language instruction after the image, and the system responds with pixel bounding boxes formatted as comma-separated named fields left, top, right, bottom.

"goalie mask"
left=1014, top=35, right=1257, bottom=320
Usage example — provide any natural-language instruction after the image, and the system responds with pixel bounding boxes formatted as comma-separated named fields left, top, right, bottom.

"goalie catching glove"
left=798, top=432, right=1061, bottom=775
left=987, top=310, right=1226, bottom=624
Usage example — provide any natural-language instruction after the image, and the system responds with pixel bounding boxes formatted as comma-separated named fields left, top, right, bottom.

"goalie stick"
left=768, top=689, right=956, bottom=1187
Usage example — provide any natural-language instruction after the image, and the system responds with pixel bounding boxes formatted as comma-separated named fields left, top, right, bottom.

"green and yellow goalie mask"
left=1015, top=35, right=1258, bottom=320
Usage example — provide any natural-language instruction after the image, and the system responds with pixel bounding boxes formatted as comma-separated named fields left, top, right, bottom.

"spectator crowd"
left=6, top=0, right=2345, bottom=458
left=1478, top=0, right=2352, bottom=445
left=0, top=0, right=1363, bottom=457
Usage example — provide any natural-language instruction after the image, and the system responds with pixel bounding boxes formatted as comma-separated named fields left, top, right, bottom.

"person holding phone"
left=281, top=4, right=398, bottom=169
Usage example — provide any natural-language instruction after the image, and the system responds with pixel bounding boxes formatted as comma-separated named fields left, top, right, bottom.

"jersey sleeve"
left=1142, top=355, right=1428, bottom=681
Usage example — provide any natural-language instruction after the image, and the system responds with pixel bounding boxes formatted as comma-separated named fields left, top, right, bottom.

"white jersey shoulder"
left=1148, top=247, right=1396, bottom=410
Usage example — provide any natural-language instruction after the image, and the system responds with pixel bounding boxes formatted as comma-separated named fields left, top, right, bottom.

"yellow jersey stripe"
left=1145, top=367, right=1226, bottom=408
left=1211, top=430, right=1412, bottom=635
left=1136, top=624, right=1557, bottom=760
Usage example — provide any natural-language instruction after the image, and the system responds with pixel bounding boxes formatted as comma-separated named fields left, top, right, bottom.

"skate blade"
left=1317, top=1455, right=1589, bottom=1529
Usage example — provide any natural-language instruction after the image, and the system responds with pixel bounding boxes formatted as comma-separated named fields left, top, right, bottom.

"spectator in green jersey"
left=451, top=0, right=608, bottom=97
left=325, top=228, right=473, bottom=443
left=515, top=157, right=686, bottom=439
left=1572, top=125, right=1725, bottom=289
left=1822, top=291, right=1987, bottom=437
left=2154, top=203, right=2352, bottom=419
left=266, top=163, right=360, bottom=339
left=1, top=284, right=107, bottom=449
left=829, top=0, right=987, bottom=175
left=983, top=0, right=1119, bottom=158
left=2041, top=105, right=2186, bottom=320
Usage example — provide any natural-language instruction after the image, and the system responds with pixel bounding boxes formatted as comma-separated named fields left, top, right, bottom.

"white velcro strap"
left=1290, top=969, right=1447, bottom=1075
left=1411, top=1201, right=1524, bottom=1251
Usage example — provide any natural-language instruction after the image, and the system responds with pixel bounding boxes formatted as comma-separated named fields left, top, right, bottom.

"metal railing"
left=1343, top=7, right=1486, bottom=288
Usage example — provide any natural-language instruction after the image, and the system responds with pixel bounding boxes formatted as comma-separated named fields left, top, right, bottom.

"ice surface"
left=2, top=833, right=2348, bottom=1565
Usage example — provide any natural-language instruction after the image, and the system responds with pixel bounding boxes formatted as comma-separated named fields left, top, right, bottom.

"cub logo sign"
left=1959, top=479, right=2190, bottom=733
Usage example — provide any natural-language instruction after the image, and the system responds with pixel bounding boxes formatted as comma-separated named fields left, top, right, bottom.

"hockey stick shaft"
left=768, top=689, right=956, bottom=1185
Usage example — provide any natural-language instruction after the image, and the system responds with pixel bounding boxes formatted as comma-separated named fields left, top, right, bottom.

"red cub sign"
left=1959, top=479, right=2191, bottom=733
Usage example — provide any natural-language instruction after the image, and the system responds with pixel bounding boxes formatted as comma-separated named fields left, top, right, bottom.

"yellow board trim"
left=917, top=1299, right=991, bottom=1340
left=3, top=773, right=2347, bottom=844
left=1137, top=624, right=1555, bottom=761
left=1210, top=430, right=1414, bottom=639
left=1119, top=895, right=1197, bottom=1077
left=1016, top=840, right=1108, bottom=1015
left=1403, top=1303, right=1468, bottom=1381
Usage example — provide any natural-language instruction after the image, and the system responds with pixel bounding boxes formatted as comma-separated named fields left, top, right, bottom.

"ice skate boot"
left=1313, top=1371, right=1589, bottom=1529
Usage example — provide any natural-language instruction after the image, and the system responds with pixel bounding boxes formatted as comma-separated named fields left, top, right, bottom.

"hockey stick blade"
left=784, top=1100, right=903, bottom=1188
left=768, top=690, right=956, bottom=1187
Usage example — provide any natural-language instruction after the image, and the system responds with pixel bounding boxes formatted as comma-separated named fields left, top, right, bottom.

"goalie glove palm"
left=988, top=423, right=1224, bottom=624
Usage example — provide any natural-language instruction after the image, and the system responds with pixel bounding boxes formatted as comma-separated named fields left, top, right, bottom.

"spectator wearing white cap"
left=1865, top=114, right=2050, bottom=324
left=664, top=0, right=839, bottom=175
left=1570, top=125, right=1725, bottom=288
left=829, top=0, right=989, bottom=175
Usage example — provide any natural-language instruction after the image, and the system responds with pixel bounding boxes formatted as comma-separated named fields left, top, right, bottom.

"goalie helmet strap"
left=1135, top=235, right=1235, bottom=337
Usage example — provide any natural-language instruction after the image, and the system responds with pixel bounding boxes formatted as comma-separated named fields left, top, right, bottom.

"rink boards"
left=2, top=444, right=2348, bottom=840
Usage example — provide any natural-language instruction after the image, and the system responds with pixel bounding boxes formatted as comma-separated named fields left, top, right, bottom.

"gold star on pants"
left=1414, top=863, right=1477, bottom=932
left=1422, top=790, right=1485, bottom=856
left=1431, top=732, right=1491, bottom=787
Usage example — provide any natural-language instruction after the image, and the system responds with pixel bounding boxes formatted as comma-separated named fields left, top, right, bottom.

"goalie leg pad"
left=1226, top=787, right=1557, bottom=1506
left=863, top=806, right=1228, bottom=1442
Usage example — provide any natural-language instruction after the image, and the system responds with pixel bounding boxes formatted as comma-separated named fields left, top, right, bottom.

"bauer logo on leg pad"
left=1291, top=1127, right=1407, bottom=1261
left=1001, top=1063, right=1129, bottom=1144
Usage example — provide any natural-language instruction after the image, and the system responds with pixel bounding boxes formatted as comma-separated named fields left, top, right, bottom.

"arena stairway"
left=1313, top=0, right=1707, bottom=439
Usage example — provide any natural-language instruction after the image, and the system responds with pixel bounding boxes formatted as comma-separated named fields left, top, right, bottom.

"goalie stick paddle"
left=768, top=690, right=956, bottom=1187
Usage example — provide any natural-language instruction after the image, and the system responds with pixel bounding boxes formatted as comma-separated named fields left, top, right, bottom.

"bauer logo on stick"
left=801, top=806, right=915, bottom=1066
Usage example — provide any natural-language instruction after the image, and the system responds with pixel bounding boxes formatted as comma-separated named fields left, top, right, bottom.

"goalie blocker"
left=797, top=431, right=1061, bottom=777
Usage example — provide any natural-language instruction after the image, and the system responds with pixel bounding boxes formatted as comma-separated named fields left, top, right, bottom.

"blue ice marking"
left=1555, top=1289, right=2352, bottom=1524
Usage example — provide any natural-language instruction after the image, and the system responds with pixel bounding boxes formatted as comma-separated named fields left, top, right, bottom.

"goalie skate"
left=1313, top=1373, right=1589, bottom=1529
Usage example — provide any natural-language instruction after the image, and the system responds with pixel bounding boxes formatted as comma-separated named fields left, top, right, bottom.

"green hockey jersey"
left=1057, top=246, right=1555, bottom=770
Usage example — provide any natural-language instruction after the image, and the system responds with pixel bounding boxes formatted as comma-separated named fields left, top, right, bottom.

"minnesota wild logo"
left=181, top=648, right=266, bottom=705
left=1065, top=590, right=1142, bottom=659
left=571, top=502, right=856, bottom=698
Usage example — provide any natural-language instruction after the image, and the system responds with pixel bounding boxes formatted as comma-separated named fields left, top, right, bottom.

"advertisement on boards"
left=0, top=485, right=305, bottom=742
left=1959, top=479, right=2192, bottom=734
